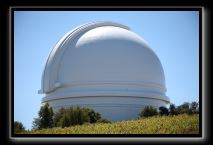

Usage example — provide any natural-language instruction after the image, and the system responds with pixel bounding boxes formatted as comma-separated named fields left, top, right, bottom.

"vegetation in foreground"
left=14, top=121, right=25, bottom=133
left=15, top=101, right=199, bottom=134
left=20, top=114, right=199, bottom=134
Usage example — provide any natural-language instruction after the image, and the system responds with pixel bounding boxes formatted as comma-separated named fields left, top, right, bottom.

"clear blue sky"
left=14, top=11, right=199, bottom=130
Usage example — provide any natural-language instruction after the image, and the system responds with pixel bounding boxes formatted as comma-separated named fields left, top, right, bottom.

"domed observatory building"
left=39, top=21, right=169, bottom=121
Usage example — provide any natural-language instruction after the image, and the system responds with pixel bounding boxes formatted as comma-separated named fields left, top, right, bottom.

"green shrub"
left=159, top=106, right=169, bottom=116
left=96, top=118, right=111, bottom=123
left=59, top=106, right=90, bottom=128
left=53, top=106, right=103, bottom=128
left=53, top=108, right=65, bottom=127
left=191, top=101, right=199, bottom=114
left=14, top=121, right=25, bottom=133
left=176, top=102, right=191, bottom=115
left=139, top=106, right=158, bottom=118
left=169, top=103, right=178, bottom=115
left=86, top=109, right=101, bottom=123
left=169, top=102, right=199, bottom=116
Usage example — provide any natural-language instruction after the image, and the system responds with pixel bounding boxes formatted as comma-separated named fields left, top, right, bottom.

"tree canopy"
left=32, top=103, right=54, bottom=130
left=14, top=121, right=25, bottom=133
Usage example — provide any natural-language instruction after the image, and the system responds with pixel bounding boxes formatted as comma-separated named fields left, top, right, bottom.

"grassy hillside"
left=22, top=114, right=199, bottom=134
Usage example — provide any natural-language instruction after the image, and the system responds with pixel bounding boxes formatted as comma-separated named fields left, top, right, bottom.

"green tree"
left=74, top=106, right=89, bottom=125
left=53, top=106, right=103, bottom=128
left=59, top=106, right=90, bottom=128
left=14, top=121, right=25, bottom=133
left=176, top=102, right=193, bottom=115
left=139, top=106, right=158, bottom=118
left=61, top=112, right=71, bottom=128
left=169, top=103, right=178, bottom=115
left=53, top=107, right=65, bottom=127
left=32, top=103, right=54, bottom=129
left=85, top=108, right=101, bottom=123
left=158, top=106, right=169, bottom=116
left=191, top=101, right=199, bottom=114
left=32, top=118, right=41, bottom=130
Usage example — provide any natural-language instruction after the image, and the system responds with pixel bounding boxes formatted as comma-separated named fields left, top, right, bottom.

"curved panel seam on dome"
left=42, top=91, right=170, bottom=102
left=42, top=96, right=170, bottom=105
left=42, top=95, right=170, bottom=103
left=49, top=104, right=162, bottom=108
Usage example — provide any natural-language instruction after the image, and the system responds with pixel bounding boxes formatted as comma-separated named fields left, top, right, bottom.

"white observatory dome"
left=39, top=21, right=169, bottom=121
